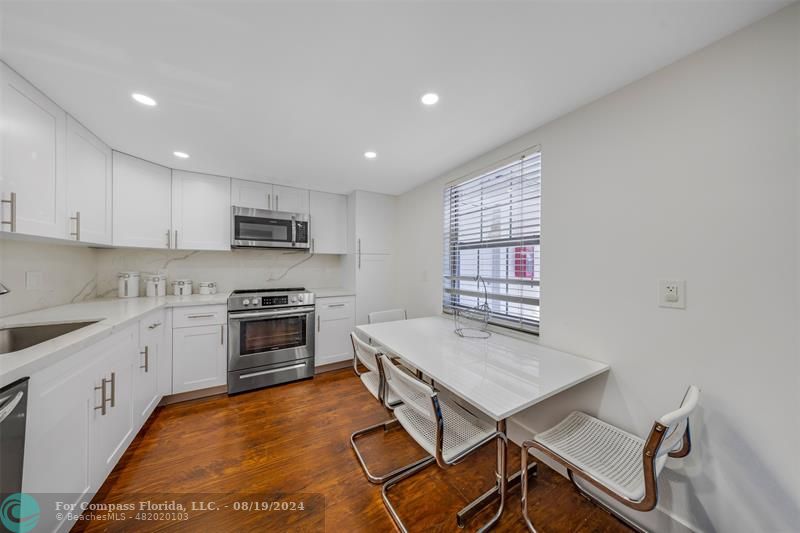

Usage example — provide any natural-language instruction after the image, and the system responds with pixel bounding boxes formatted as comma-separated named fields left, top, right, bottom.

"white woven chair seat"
left=534, top=411, right=667, bottom=501
left=394, top=398, right=495, bottom=463
left=360, top=371, right=401, bottom=406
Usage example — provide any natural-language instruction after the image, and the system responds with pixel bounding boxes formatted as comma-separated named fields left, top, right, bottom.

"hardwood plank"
left=75, top=368, right=632, bottom=532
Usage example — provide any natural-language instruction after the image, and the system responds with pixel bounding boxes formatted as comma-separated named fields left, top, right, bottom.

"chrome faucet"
left=0, top=282, right=9, bottom=295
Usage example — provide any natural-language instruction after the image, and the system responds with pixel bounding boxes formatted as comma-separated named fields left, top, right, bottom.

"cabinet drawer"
left=172, top=305, right=227, bottom=328
left=316, top=297, right=354, bottom=320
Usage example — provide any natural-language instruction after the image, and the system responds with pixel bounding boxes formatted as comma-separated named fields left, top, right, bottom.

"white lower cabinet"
left=172, top=307, right=227, bottom=393
left=315, top=296, right=355, bottom=366
left=88, top=325, right=136, bottom=489
left=134, top=310, right=165, bottom=424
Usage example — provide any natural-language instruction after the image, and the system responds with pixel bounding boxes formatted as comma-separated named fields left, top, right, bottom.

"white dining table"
left=356, top=316, right=610, bottom=529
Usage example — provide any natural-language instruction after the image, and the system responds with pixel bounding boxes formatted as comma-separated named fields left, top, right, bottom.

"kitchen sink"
left=0, top=321, right=100, bottom=355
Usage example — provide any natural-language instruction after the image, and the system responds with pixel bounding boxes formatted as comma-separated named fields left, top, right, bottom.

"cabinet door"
left=315, top=297, right=355, bottom=366
left=172, top=170, right=231, bottom=250
left=113, top=152, right=172, bottom=248
left=354, top=190, right=395, bottom=255
left=355, top=254, right=397, bottom=326
left=1, top=63, right=67, bottom=238
left=23, top=348, right=94, bottom=533
left=66, top=116, right=112, bottom=245
left=231, top=178, right=272, bottom=210
left=310, top=191, right=346, bottom=254
left=273, top=184, right=309, bottom=213
left=172, top=324, right=227, bottom=393
left=89, top=326, right=136, bottom=489
left=134, top=312, right=164, bottom=424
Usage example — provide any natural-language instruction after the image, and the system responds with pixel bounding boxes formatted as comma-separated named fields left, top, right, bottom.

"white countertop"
left=357, top=316, right=610, bottom=421
left=0, top=294, right=228, bottom=387
left=310, top=287, right=355, bottom=298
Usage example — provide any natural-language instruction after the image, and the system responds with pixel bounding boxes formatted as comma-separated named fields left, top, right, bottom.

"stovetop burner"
left=231, top=287, right=305, bottom=294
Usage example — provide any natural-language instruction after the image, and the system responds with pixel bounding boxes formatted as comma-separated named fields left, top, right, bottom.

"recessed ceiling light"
left=131, top=93, right=157, bottom=106
left=173, top=151, right=190, bottom=159
left=364, top=151, right=377, bottom=159
left=421, top=92, right=439, bottom=106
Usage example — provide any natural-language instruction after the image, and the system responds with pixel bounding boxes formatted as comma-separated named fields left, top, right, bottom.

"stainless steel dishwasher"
left=0, top=377, right=29, bottom=499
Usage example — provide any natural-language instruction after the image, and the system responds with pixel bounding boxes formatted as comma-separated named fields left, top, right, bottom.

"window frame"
left=442, top=146, right=541, bottom=335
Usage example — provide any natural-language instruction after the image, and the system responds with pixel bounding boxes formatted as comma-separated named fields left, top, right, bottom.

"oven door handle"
left=229, top=308, right=314, bottom=320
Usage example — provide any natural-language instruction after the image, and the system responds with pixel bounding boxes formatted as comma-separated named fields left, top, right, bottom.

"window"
left=443, top=149, right=541, bottom=334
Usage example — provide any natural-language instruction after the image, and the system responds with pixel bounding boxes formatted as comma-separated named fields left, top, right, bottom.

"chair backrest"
left=653, top=385, right=700, bottom=462
left=350, top=332, right=380, bottom=374
left=379, top=354, right=436, bottom=421
left=368, top=308, right=407, bottom=324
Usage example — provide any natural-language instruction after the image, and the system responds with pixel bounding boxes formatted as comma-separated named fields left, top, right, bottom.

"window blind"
left=443, top=150, right=541, bottom=333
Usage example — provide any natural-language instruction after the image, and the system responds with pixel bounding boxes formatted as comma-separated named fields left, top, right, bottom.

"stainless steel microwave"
left=231, top=206, right=310, bottom=249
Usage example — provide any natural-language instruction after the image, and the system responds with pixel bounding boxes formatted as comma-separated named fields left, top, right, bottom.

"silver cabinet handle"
left=0, top=391, right=23, bottom=423
left=220, top=324, right=224, bottom=345
left=70, top=211, right=81, bottom=240
left=275, top=195, right=279, bottom=211
left=94, top=377, right=108, bottom=415
left=327, top=303, right=346, bottom=308
left=174, top=229, right=178, bottom=249
left=140, top=346, right=149, bottom=372
left=357, top=238, right=361, bottom=269
left=1, top=192, right=16, bottom=232
left=317, top=314, right=320, bottom=332
left=267, top=193, right=271, bottom=210
left=187, top=313, right=215, bottom=319
left=166, top=229, right=171, bottom=248
left=109, top=371, right=116, bottom=408
left=148, top=321, right=162, bottom=329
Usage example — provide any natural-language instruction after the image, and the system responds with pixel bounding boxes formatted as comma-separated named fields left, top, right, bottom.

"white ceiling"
left=0, top=1, right=790, bottom=195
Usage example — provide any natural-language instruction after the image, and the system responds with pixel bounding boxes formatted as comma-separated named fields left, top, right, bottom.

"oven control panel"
left=262, top=296, right=288, bottom=306
left=228, top=291, right=315, bottom=311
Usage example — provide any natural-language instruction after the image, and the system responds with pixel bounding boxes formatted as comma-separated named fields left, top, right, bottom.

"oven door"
left=228, top=307, right=315, bottom=371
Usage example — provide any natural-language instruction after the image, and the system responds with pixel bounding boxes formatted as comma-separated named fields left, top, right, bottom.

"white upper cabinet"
left=112, top=152, right=172, bottom=248
left=272, top=184, right=309, bottom=213
left=231, top=178, right=309, bottom=213
left=171, top=170, right=231, bottom=251
left=231, top=178, right=272, bottom=210
left=350, top=190, right=395, bottom=255
left=1, top=62, right=67, bottom=239
left=310, top=190, right=347, bottom=254
left=66, top=117, right=112, bottom=245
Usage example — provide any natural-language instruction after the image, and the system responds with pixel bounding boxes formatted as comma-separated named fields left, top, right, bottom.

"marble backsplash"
left=0, top=238, right=98, bottom=317
left=94, top=247, right=345, bottom=297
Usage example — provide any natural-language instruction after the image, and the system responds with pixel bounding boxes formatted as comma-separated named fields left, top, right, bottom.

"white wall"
left=395, top=5, right=799, bottom=532
left=0, top=238, right=98, bottom=317
left=93, top=248, right=344, bottom=297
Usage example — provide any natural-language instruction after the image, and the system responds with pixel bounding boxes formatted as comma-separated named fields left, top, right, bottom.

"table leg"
left=456, top=419, right=538, bottom=529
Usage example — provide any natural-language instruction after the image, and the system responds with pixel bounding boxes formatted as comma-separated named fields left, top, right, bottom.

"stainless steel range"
left=227, top=288, right=315, bottom=394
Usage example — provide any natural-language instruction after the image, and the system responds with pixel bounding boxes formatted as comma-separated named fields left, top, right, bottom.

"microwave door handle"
left=291, top=216, right=297, bottom=245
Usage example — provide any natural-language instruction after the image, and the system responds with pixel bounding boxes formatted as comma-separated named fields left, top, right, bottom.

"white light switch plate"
left=658, top=280, right=686, bottom=309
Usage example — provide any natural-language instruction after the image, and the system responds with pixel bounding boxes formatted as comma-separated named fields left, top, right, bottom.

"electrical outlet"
left=659, top=280, right=685, bottom=309
left=25, top=271, right=44, bottom=290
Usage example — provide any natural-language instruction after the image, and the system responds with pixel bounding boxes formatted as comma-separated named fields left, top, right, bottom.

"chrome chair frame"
left=520, top=391, right=695, bottom=532
left=379, top=357, right=508, bottom=533
left=349, top=334, right=431, bottom=484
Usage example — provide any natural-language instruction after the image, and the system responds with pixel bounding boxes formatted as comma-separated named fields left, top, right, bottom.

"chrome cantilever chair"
left=379, top=355, right=508, bottom=533
left=520, top=386, right=700, bottom=532
left=349, top=332, right=430, bottom=484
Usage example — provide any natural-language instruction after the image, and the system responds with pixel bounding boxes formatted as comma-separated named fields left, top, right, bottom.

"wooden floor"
left=76, top=368, right=631, bottom=532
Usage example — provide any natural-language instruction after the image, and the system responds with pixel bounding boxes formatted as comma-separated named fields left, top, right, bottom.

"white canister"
left=117, top=272, right=140, bottom=298
left=143, top=273, right=168, bottom=297
left=172, top=279, right=193, bottom=296
left=198, top=281, right=217, bottom=295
